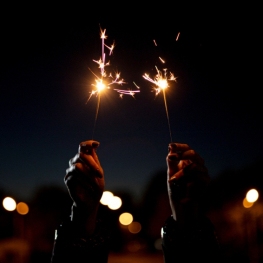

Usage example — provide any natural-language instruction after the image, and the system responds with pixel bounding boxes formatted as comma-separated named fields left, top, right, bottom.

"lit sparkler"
left=143, top=46, right=176, bottom=142
left=88, top=28, right=140, bottom=137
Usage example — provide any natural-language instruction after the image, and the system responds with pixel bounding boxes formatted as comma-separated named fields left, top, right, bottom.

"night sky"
left=1, top=3, right=262, bottom=201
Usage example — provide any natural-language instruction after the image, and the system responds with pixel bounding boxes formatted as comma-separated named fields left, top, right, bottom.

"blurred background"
left=1, top=164, right=263, bottom=262
left=1, top=1, right=262, bottom=262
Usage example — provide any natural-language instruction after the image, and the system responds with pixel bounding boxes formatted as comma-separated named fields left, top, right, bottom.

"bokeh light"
left=246, top=189, right=259, bottom=203
left=128, top=221, right=142, bottom=234
left=16, top=202, right=29, bottom=215
left=3, top=197, right=16, bottom=211
left=127, top=240, right=142, bottom=252
left=243, top=198, right=254, bottom=208
left=108, top=196, right=122, bottom=210
left=119, top=212, right=133, bottom=225
left=154, top=238, right=163, bottom=250
left=100, top=191, right=114, bottom=205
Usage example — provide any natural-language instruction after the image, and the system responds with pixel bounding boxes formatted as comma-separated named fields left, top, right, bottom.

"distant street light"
left=100, top=191, right=114, bottom=205
left=108, top=196, right=122, bottom=210
left=243, top=198, right=253, bottom=208
left=128, top=222, right=141, bottom=234
left=243, top=189, right=259, bottom=208
left=246, top=189, right=259, bottom=203
left=243, top=188, right=260, bottom=261
left=16, top=202, right=29, bottom=215
left=100, top=191, right=122, bottom=210
left=119, top=212, right=133, bottom=225
left=2, top=197, right=16, bottom=211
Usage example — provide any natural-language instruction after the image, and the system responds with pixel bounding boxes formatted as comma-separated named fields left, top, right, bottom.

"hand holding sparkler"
left=166, top=142, right=210, bottom=225
left=64, top=140, right=104, bottom=236
left=162, top=142, right=221, bottom=262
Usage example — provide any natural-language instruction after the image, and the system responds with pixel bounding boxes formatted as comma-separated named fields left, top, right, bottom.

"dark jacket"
left=162, top=215, right=221, bottom=263
left=51, top=217, right=110, bottom=263
left=51, top=215, right=221, bottom=263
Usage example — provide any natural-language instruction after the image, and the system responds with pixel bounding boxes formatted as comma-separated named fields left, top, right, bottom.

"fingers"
left=64, top=163, right=102, bottom=203
left=79, top=152, right=103, bottom=178
left=78, top=140, right=100, bottom=154
left=168, top=143, right=204, bottom=165
left=65, top=140, right=103, bottom=182
left=169, top=162, right=209, bottom=183
left=66, top=154, right=103, bottom=179
left=79, top=140, right=103, bottom=178
left=168, top=143, right=191, bottom=153
left=78, top=140, right=101, bottom=167
left=167, top=143, right=207, bottom=181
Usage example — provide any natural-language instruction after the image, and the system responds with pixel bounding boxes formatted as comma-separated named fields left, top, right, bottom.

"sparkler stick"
left=143, top=41, right=176, bottom=142
left=87, top=28, right=140, bottom=138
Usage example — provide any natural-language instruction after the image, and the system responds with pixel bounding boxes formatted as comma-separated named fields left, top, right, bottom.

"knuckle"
left=188, top=149, right=195, bottom=155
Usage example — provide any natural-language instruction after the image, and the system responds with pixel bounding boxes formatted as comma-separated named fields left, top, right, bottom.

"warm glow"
left=246, top=189, right=259, bottom=203
left=143, top=66, right=176, bottom=96
left=87, top=28, right=140, bottom=102
left=3, top=197, right=16, bottom=211
left=16, top=202, right=29, bottom=215
left=95, top=79, right=106, bottom=93
left=127, top=240, right=142, bottom=252
left=107, top=196, right=122, bottom=210
left=157, top=78, right=168, bottom=90
left=119, top=212, right=133, bottom=225
left=142, top=58, right=176, bottom=142
left=128, top=221, right=141, bottom=233
left=243, top=198, right=254, bottom=208
left=100, top=191, right=114, bottom=205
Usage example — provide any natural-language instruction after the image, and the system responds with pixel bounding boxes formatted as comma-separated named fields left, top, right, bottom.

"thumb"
left=167, top=153, right=180, bottom=178
left=78, top=140, right=102, bottom=173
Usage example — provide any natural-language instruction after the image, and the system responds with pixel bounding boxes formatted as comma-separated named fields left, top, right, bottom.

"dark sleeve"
left=161, top=215, right=222, bottom=263
left=51, top=217, right=110, bottom=263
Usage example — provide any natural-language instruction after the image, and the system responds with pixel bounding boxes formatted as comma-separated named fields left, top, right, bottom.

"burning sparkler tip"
left=88, top=27, right=140, bottom=104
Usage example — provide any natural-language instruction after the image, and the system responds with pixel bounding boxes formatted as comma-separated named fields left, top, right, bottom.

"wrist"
left=162, top=215, right=214, bottom=244
left=71, top=204, right=99, bottom=236
left=53, top=216, right=110, bottom=252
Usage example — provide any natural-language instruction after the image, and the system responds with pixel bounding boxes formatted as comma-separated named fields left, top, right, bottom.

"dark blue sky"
left=1, top=3, right=262, bottom=201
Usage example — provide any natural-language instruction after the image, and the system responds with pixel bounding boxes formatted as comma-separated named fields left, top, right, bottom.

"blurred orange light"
left=16, top=202, right=29, bottom=215
left=127, top=240, right=142, bottom=252
left=243, top=198, right=253, bottom=208
left=128, top=221, right=141, bottom=234
left=119, top=212, right=133, bottom=225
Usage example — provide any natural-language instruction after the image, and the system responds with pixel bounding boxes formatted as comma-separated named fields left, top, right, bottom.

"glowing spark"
left=159, top=57, right=165, bottom=63
left=133, top=81, right=140, bottom=89
left=114, top=89, right=140, bottom=97
left=93, top=58, right=110, bottom=72
left=143, top=49, right=176, bottom=142
left=176, top=32, right=180, bottom=41
left=88, top=27, right=140, bottom=138
left=114, top=82, right=140, bottom=98
left=153, top=39, right=157, bottom=46
left=143, top=66, right=176, bottom=96
left=104, top=42, right=115, bottom=55
left=88, top=28, right=139, bottom=101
